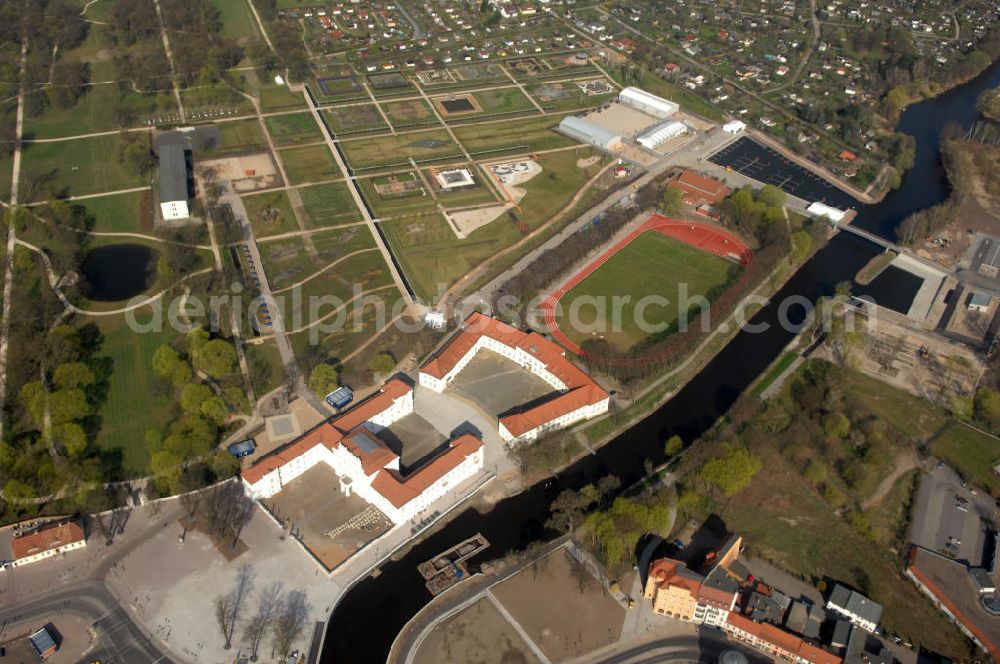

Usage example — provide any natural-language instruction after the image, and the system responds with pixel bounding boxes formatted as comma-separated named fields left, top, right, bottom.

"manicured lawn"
left=195, top=118, right=266, bottom=158
left=556, top=232, right=737, bottom=352
left=76, top=190, right=152, bottom=232
left=181, top=85, right=253, bottom=113
left=340, top=130, right=462, bottom=170
left=245, top=339, right=286, bottom=396
left=380, top=98, right=439, bottom=128
left=472, top=87, right=538, bottom=115
left=90, top=312, right=179, bottom=477
left=20, top=134, right=145, bottom=198
left=264, top=112, right=324, bottom=146
left=259, top=86, right=306, bottom=112
left=751, top=351, right=798, bottom=397
left=297, top=182, right=361, bottom=227
left=451, top=114, right=576, bottom=155
left=277, top=144, right=340, bottom=184
left=243, top=190, right=301, bottom=238
left=213, top=0, right=257, bottom=39
left=931, top=422, right=1000, bottom=493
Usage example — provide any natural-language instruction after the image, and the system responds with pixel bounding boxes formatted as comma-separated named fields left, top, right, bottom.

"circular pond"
left=81, top=243, right=158, bottom=302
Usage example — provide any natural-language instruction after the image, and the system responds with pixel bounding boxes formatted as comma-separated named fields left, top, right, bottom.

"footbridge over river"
left=831, top=219, right=901, bottom=253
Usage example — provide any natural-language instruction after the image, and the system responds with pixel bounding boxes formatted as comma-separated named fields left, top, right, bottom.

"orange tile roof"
left=370, top=434, right=483, bottom=508
left=11, top=520, right=85, bottom=560
left=647, top=557, right=702, bottom=594
left=242, top=378, right=412, bottom=484
left=670, top=170, right=731, bottom=206
left=423, top=313, right=608, bottom=437
left=727, top=613, right=842, bottom=664
left=243, top=380, right=484, bottom=510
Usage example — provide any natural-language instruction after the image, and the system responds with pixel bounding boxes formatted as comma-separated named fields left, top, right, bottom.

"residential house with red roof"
left=241, top=378, right=484, bottom=525
left=725, top=613, right=842, bottom=664
left=419, top=313, right=609, bottom=443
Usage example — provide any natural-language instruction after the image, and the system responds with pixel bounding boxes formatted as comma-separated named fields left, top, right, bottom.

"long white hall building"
left=242, top=379, right=484, bottom=524
left=419, top=313, right=610, bottom=444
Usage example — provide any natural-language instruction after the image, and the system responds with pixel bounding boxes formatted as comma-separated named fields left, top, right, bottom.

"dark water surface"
left=81, top=243, right=157, bottom=302
left=320, top=59, right=1000, bottom=664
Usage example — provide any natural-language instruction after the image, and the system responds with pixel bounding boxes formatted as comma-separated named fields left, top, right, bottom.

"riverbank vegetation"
left=671, top=359, right=976, bottom=658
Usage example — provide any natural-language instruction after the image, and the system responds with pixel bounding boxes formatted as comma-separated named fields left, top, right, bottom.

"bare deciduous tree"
left=243, top=581, right=283, bottom=662
left=270, top=589, right=310, bottom=659
left=215, top=564, right=255, bottom=649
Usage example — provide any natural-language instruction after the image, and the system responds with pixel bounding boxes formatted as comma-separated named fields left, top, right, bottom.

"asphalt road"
left=0, top=579, right=170, bottom=664
left=584, top=629, right=768, bottom=664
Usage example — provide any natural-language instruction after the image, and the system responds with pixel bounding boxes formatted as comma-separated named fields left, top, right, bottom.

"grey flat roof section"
left=829, top=584, right=882, bottom=625
left=159, top=142, right=189, bottom=204
left=558, top=115, right=620, bottom=147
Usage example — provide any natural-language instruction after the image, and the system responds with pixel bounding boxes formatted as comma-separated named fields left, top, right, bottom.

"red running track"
left=540, top=214, right=753, bottom=356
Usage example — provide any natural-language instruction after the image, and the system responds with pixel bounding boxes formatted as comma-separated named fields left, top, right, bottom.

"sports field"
left=553, top=231, right=738, bottom=352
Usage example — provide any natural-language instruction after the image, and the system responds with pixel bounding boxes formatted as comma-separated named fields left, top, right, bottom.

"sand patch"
left=577, top=155, right=600, bottom=168
left=449, top=204, right=513, bottom=237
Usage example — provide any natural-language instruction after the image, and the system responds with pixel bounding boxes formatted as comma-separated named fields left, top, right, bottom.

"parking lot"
left=709, top=137, right=856, bottom=208
left=910, top=462, right=996, bottom=565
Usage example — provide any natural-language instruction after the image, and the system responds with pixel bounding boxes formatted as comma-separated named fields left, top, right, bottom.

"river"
left=320, top=59, right=1000, bottom=664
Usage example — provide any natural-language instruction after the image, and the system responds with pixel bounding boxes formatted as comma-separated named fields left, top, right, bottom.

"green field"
left=843, top=370, right=950, bottom=441
left=297, top=182, right=361, bottom=227
left=76, top=190, right=151, bottom=232
left=24, top=84, right=176, bottom=139
left=381, top=148, right=601, bottom=300
left=381, top=98, right=439, bottom=128
left=751, top=351, right=798, bottom=397
left=181, top=85, right=253, bottom=114
left=528, top=81, right=615, bottom=113
left=244, top=190, right=301, bottom=238
left=90, top=312, right=179, bottom=476
left=358, top=172, right=438, bottom=217
left=451, top=114, right=576, bottom=155
left=213, top=0, right=257, bottom=39
left=264, top=112, right=324, bottom=146
left=472, top=87, right=538, bottom=115
left=323, top=103, right=388, bottom=134
left=340, top=130, right=462, bottom=170
left=931, top=422, right=1000, bottom=493
left=278, top=144, right=340, bottom=184
left=20, top=133, right=145, bottom=198
left=556, top=232, right=737, bottom=352
left=260, top=86, right=307, bottom=112
left=196, top=119, right=267, bottom=157
left=246, top=339, right=286, bottom=396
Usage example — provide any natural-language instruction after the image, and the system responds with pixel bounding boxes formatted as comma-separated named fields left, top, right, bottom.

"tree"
left=200, top=395, right=230, bottom=425
left=153, top=345, right=192, bottom=385
left=180, top=383, right=215, bottom=414
left=661, top=186, right=684, bottom=214
left=216, top=565, right=255, bottom=650
left=368, top=352, right=395, bottom=377
left=664, top=434, right=683, bottom=456
left=974, top=387, right=1000, bottom=426
left=55, top=423, right=88, bottom=457
left=270, top=590, right=309, bottom=659
left=53, top=362, right=95, bottom=390
left=546, top=487, right=597, bottom=533
left=243, top=582, right=283, bottom=661
left=758, top=184, right=787, bottom=209
left=804, top=460, right=827, bottom=485
left=791, top=230, right=812, bottom=262
left=49, top=388, right=92, bottom=425
left=699, top=445, right=761, bottom=496
left=192, top=338, right=237, bottom=379
left=308, top=363, right=339, bottom=396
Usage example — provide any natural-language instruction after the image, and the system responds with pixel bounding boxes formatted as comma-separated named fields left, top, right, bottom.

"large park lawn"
left=89, top=312, right=179, bottom=477
left=556, top=232, right=737, bottom=352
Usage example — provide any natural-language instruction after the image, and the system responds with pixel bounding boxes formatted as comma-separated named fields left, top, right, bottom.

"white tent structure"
left=618, top=87, right=679, bottom=119
left=637, top=120, right=687, bottom=150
